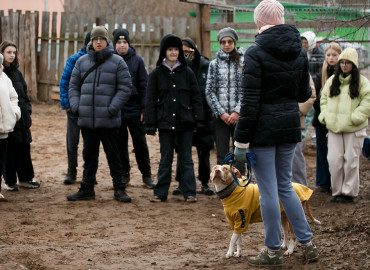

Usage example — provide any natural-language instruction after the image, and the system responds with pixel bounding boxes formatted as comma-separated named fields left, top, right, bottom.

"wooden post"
left=23, top=13, right=31, bottom=99
left=197, top=4, right=210, bottom=60
left=38, top=11, right=50, bottom=101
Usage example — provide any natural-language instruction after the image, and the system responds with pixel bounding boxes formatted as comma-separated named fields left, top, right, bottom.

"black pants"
left=118, top=116, right=151, bottom=175
left=4, top=142, right=34, bottom=185
left=66, top=110, right=81, bottom=169
left=81, top=128, right=122, bottom=185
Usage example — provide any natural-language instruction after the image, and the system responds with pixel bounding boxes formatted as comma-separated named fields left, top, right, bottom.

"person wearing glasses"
left=319, top=47, right=370, bottom=203
left=67, top=26, right=133, bottom=202
left=205, top=27, right=245, bottom=176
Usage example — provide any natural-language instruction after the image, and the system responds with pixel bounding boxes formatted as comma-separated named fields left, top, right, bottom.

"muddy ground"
left=0, top=103, right=369, bottom=270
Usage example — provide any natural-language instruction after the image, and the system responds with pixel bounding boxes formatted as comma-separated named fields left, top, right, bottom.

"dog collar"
left=216, top=181, right=237, bottom=200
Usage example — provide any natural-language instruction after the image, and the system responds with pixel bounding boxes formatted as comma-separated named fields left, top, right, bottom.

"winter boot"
left=201, top=183, right=214, bottom=195
left=113, top=178, right=131, bottom=202
left=122, top=172, right=130, bottom=187
left=64, top=167, right=77, bottom=185
left=142, top=172, right=155, bottom=189
left=66, top=182, right=95, bottom=201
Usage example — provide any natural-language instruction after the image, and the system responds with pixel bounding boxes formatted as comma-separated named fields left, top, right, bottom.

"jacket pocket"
left=354, top=128, right=367, bottom=148
left=180, top=104, right=195, bottom=125
left=156, top=99, right=165, bottom=122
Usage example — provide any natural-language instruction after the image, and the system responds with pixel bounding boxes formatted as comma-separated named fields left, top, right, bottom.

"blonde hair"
left=321, top=42, right=342, bottom=91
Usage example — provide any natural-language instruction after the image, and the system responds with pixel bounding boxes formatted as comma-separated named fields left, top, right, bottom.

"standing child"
left=0, top=53, right=21, bottom=201
left=145, top=34, right=204, bottom=203
left=319, top=47, right=370, bottom=203
left=312, top=42, right=342, bottom=193
left=205, top=27, right=245, bottom=175
left=0, top=41, right=39, bottom=190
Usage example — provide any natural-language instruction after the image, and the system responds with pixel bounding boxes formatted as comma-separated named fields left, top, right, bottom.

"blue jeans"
left=155, top=130, right=196, bottom=200
left=315, top=125, right=331, bottom=187
left=250, top=144, right=312, bottom=249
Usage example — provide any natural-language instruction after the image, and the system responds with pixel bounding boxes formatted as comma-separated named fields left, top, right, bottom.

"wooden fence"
left=0, top=10, right=197, bottom=102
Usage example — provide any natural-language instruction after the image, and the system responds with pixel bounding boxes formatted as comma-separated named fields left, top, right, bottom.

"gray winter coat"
left=69, top=42, right=132, bottom=129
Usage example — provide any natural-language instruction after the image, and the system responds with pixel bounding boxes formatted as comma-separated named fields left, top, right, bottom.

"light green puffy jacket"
left=319, top=74, right=370, bottom=133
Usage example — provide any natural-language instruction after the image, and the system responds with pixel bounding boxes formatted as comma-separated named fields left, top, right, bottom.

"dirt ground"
left=0, top=103, right=369, bottom=270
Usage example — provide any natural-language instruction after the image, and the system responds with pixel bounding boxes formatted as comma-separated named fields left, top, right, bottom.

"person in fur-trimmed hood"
left=205, top=27, right=245, bottom=176
left=145, top=34, right=204, bottom=203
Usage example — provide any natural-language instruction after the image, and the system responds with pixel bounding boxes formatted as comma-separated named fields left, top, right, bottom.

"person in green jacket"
left=319, top=47, right=370, bottom=203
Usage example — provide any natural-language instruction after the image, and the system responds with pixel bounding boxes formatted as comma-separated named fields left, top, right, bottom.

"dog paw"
left=233, top=251, right=241, bottom=257
left=226, top=252, right=232, bottom=258
left=284, top=249, right=294, bottom=256
left=281, top=244, right=287, bottom=250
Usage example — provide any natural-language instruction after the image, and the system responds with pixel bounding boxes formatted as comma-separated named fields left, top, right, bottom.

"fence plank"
left=1, top=14, right=10, bottom=42
left=145, top=16, right=151, bottom=43
left=23, top=13, right=31, bottom=99
left=8, top=9, right=13, bottom=42
left=12, top=12, right=19, bottom=49
left=67, top=12, right=76, bottom=58
left=126, top=15, right=133, bottom=41
left=29, top=13, right=38, bottom=101
left=18, top=13, right=25, bottom=75
left=154, top=16, right=161, bottom=43
left=58, top=12, right=67, bottom=82
left=77, top=13, right=86, bottom=50
left=38, top=11, right=50, bottom=101
left=50, top=12, right=57, bottom=84
left=175, top=17, right=187, bottom=39
left=163, top=17, right=173, bottom=35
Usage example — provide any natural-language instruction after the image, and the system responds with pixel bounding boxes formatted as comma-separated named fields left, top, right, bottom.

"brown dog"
left=210, top=164, right=320, bottom=258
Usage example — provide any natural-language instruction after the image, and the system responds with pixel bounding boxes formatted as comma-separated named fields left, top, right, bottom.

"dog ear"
left=232, top=166, right=242, bottom=179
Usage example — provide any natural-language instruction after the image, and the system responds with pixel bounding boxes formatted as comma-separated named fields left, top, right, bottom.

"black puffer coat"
left=4, top=65, right=32, bottom=144
left=69, top=41, right=132, bottom=129
left=234, top=24, right=311, bottom=146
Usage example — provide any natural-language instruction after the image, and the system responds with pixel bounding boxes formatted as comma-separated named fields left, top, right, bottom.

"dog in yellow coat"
left=210, top=164, right=320, bottom=258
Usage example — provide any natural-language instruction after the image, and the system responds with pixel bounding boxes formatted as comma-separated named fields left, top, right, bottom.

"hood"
left=156, top=34, right=187, bottom=66
left=255, top=24, right=302, bottom=61
left=301, top=31, right=316, bottom=53
left=122, top=47, right=136, bottom=61
left=182, top=37, right=201, bottom=63
left=87, top=41, right=115, bottom=63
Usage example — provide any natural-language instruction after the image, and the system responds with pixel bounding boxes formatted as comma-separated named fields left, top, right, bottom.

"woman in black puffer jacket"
left=0, top=41, right=39, bottom=190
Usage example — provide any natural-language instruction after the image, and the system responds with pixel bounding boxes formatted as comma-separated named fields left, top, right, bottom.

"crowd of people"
left=0, top=0, right=369, bottom=266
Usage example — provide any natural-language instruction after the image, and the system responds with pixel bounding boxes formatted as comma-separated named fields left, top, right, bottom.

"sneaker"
left=150, top=195, right=166, bottom=203
left=172, top=185, right=182, bottom=195
left=248, top=248, right=282, bottom=267
left=4, top=184, right=19, bottom=191
left=301, top=242, right=318, bottom=263
left=0, top=192, right=8, bottom=202
left=142, top=174, right=156, bottom=189
left=18, top=181, right=40, bottom=189
left=201, top=184, right=214, bottom=195
left=185, top=196, right=197, bottom=203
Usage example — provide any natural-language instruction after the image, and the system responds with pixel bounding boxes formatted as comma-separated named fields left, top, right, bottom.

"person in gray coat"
left=67, top=26, right=133, bottom=202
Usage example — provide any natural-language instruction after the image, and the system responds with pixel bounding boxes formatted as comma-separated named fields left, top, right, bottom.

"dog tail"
left=304, top=201, right=321, bottom=224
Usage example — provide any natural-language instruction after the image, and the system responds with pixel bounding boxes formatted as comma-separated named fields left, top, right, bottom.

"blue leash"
left=222, top=151, right=256, bottom=187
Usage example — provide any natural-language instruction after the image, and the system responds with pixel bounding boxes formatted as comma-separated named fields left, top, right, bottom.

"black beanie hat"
left=113, top=28, right=130, bottom=47
left=84, top=31, right=91, bottom=46
left=156, top=34, right=186, bottom=66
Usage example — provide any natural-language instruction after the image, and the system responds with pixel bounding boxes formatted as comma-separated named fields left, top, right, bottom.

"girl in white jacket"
left=0, top=53, right=21, bottom=201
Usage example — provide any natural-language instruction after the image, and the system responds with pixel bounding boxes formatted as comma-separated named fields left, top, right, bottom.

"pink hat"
left=254, top=0, right=285, bottom=29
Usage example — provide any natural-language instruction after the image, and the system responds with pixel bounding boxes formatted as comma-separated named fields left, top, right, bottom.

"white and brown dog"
left=210, top=164, right=320, bottom=258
